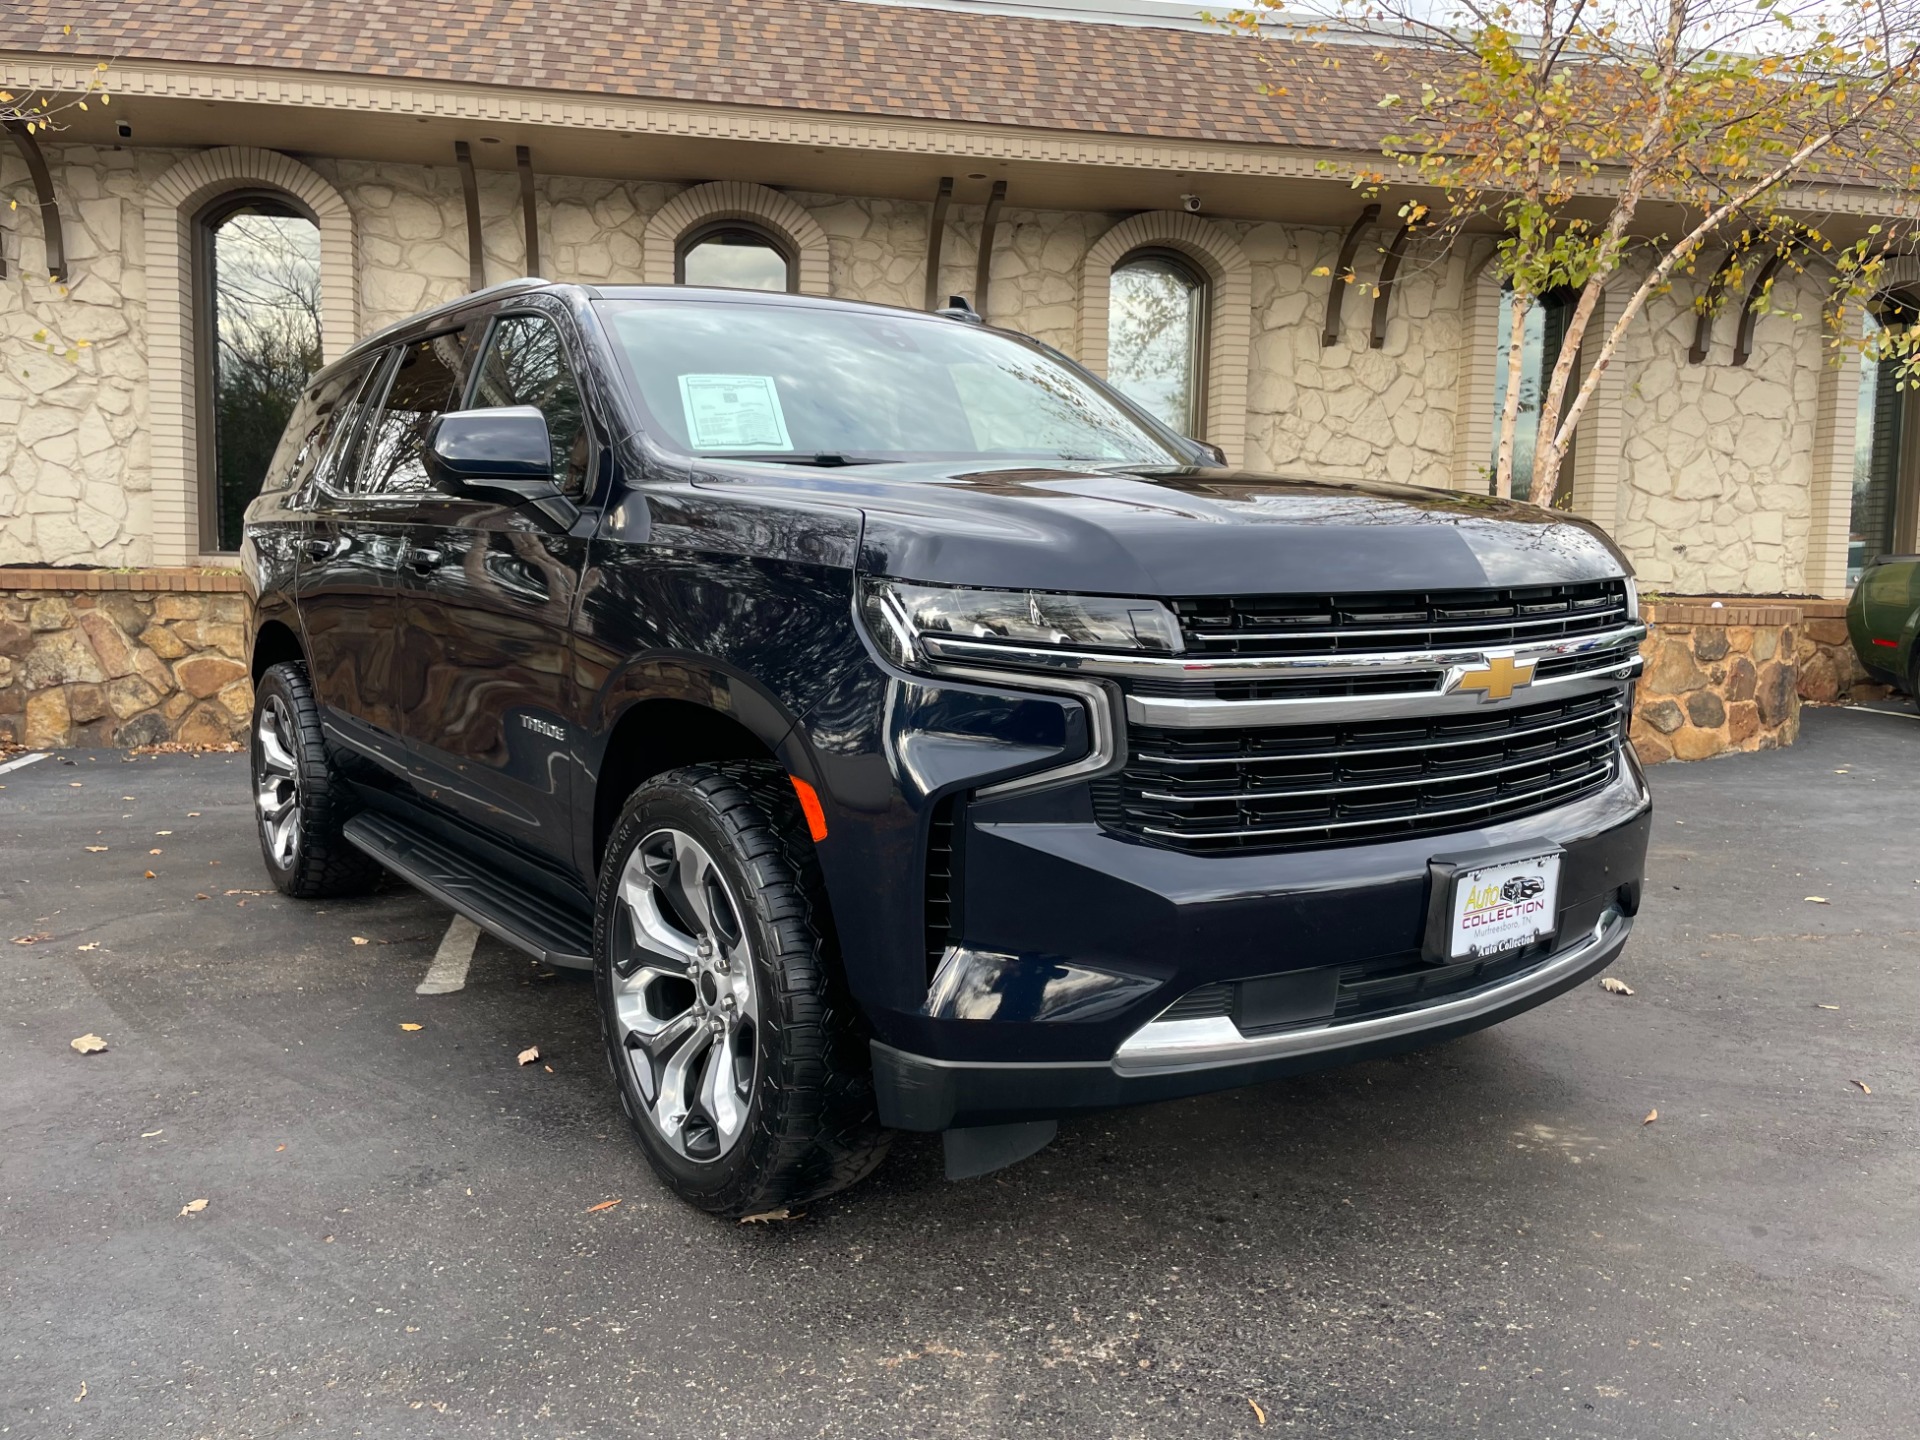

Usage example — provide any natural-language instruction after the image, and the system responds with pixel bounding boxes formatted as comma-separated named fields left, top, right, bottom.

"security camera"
left=1179, top=193, right=1202, bottom=214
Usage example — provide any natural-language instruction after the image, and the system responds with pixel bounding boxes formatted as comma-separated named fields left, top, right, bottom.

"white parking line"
left=416, top=915, right=482, bottom=995
left=0, top=752, right=49, bottom=775
left=1834, top=704, right=1920, bottom=724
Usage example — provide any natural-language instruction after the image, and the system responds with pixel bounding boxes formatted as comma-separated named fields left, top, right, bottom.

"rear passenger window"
left=269, top=363, right=374, bottom=494
left=357, top=331, right=469, bottom=496
left=306, top=358, right=385, bottom=499
left=468, top=314, right=589, bottom=496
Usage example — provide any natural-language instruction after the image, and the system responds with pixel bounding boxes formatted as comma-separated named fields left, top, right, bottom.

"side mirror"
left=425, top=406, right=558, bottom=502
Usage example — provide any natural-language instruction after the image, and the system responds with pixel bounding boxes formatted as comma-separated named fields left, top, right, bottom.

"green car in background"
left=1849, top=553, right=1920, bottom=701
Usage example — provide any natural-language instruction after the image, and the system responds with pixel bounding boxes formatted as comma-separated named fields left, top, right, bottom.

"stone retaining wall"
left=1792, top=598, right=1891, bottom=705
left=1630, top=600, right=1801, bottom=764
left=0, top=569, right=249, bottom=750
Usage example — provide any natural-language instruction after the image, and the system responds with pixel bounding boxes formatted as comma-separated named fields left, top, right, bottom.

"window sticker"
left=677, top=373, right=793, bottom=451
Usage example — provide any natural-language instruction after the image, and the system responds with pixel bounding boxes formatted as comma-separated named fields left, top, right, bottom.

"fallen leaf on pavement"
left=1642, top=1108, right=1659, bottom=1125
left=1599, top=976, right=1634, bottom=995
left=141, top=1129, right=163, bottom=1138
left=544, top=1064, right=554, bottom=1073
left=84, top=845, right=107, bottom=853
left=1816, top=1003, right=1840, bottom=1010
left=740, top=1208, right=798, bottom=1224
left=74, top=1380, right=86, bottom=1402
left=1849, top=1079, right=1871, bottom=1094
left=517, top=1045, right=541, bottom=1066
left=155, top=830, right=172, bottom=836
left=193, top=893, right=209, bottom=901
left=585, top=1198, right=623, bottom=1213
left=399, top=1023, right=423, bottom=1032
left=70, top=1034, right=108, bottom=1055
left=178, top=1198, right=208, bottom=1217
left=76, top=942, right=99, bottom=952
left=1804, top=896, right=1829, bottom=904
left=142, top=871, right=155, bottom=879
left=11, top=933, right=50, bottom=945
left=276, top=1144, right=287, bottom=1152
left=187, top=812, right=200, bottom=817
left=148, top=848, right=162, bottom=855
left=351, top=936, right=370, bottom=946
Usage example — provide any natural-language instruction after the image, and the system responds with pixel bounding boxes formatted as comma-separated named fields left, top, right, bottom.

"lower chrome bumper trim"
left=1111, top=908, right=1629, bottom=1076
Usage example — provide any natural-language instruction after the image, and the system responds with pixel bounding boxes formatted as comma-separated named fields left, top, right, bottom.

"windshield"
left=595, top=297, right=1188, bottom=466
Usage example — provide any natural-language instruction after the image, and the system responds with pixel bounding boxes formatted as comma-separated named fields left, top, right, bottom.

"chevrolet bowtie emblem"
left=1453, top=653, right=1537, bottom=702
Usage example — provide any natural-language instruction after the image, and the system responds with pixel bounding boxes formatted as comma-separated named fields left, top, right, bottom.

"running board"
left=343, top=812, right=594, bottom=970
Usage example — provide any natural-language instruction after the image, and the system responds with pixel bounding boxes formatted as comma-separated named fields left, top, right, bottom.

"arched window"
left=1851, top=289, right=1919, bottom=583
left=195, top=191, right=323, bottom=551
left=1107, top=249, right=1209, bottom=436
left=675, top=222, right=796, bottom=292
left=1490, top=286, right=1579, bottom=504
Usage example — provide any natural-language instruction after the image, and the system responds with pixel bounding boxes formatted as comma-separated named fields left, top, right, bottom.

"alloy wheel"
left=254, top=694, right=302, bottom=871
left=611, top=827, right=760, bottom=1161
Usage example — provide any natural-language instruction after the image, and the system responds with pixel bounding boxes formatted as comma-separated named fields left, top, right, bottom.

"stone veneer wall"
left=1792, top=598, right=1891, bottom=704
left=4, top=143, right=1835, bottom=584
left=1630, top=600, right=1803, bottom=764
left=0, top=569, right=249, bottom=750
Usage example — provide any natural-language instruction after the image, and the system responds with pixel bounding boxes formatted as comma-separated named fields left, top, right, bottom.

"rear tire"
left=594, top=761, right=889, bottom=1217
left=250, top=661, right=382, bottom=899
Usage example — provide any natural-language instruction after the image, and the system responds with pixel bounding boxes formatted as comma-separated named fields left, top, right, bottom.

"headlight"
left=860, top=577, right=1182, bottom=670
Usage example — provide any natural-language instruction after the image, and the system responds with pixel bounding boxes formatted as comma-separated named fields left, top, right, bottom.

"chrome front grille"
left=1173, top=579, right=1631, bottom=658
left=1092, top=691, right=1626, bottom=854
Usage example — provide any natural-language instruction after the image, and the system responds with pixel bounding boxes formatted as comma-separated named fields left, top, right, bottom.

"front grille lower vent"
left=1093, top=691, right=1624, bottom=854
left=1173, top=579, right=1630, bottom=658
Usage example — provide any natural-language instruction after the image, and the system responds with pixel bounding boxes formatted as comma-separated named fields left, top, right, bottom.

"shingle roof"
left=0, top=0, right=1391, bottom=151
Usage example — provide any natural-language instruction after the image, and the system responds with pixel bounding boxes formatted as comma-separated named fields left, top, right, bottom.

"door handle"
left=407, top=548, right=446, bottom=573
left=303, top=538, right=332, bottom=561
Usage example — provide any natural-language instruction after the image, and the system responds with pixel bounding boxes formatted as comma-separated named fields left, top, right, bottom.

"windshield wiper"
left=700, top=451, right=887, bottom=467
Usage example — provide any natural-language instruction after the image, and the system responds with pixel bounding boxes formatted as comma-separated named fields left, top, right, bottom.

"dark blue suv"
left=243, top=281, right=1650, bottom=1215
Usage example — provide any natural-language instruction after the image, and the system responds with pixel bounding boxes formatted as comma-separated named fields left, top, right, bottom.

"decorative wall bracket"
left=1687, top=249, right=1742, bottom=363
left=454, top=140, right=485, bottom=292
left=973, top=179, right=1008, bottom=317
left=1322, top=203, right=1379, bottom=346
left=516, top=145, right=539, bottom=277
left=923, top=176, right=953, bottom=311
left=1368, top=215, right=1422, bottom=349
left=3, top=118, right=68, bottom=282
left=1732, top=247, right=1792, bottom=367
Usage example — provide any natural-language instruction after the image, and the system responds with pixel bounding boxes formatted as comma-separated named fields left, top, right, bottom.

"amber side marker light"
left=790, top=776, right=829, bottom=842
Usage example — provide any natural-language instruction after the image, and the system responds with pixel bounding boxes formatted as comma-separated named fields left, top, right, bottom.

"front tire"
left=250, top=661, right=381, bottom=899
left=594, top=761, right=889, bottom=1216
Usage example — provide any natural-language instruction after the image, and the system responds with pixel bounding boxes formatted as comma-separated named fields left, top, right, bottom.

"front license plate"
left=1446, top=851, right=1562, bottom=961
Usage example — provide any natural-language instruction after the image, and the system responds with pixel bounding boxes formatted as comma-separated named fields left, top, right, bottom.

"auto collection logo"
left=1461, top=872, right=1550, bottom=927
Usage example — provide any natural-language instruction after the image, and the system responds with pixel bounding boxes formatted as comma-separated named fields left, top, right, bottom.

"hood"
left=699, top=462, right=1630, bottom=597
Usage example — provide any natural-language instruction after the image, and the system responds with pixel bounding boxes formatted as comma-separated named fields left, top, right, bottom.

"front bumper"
left=875, top=905, right=1632, bottom=1130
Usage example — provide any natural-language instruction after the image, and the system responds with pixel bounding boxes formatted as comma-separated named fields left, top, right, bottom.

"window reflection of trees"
left=471, top=315, right=590, bottom=495
left=204, top=201, right=322, bottom=549
left=1108, top=251, right=1207, bottom=437
left=358, top=333, right=467, bottom=494
left=1491, top=288, right=1578, bottom=507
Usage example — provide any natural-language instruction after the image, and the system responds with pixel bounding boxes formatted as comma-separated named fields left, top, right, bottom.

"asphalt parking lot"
left=2, top=705, right=1915, bottom=1440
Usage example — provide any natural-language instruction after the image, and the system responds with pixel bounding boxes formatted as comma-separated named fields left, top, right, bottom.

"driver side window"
left=468, top=313, right=590, bottom=497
